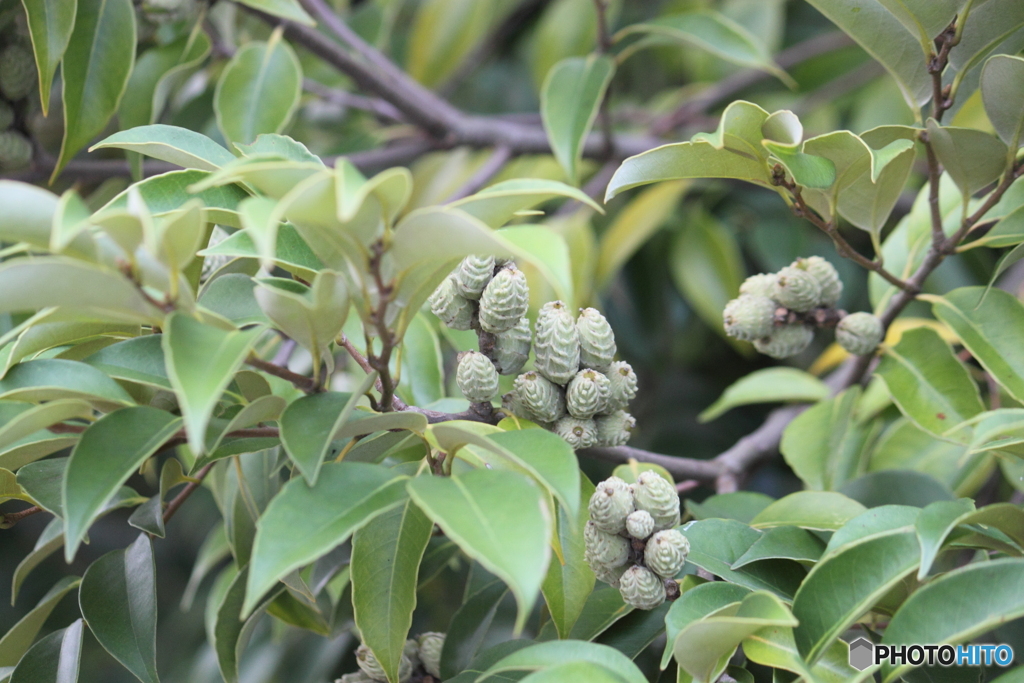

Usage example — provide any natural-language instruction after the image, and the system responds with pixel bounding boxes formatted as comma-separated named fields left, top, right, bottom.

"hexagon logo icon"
left=849, top=637, right=874, bottom=671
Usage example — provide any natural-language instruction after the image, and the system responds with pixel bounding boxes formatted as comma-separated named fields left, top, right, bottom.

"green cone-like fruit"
left=356, top=644, right=410, bottom=682
left=0, top=130, right=31, bottom=170
left=606, top=361, right=638, bottom=411
left=723, top=295, right=776, bottom=341
left=502, top=390, right=543, bottom=424
left=632, top=471, right=680, bottom=531
left=534, top=300, right=580, bottom=384
left=0, top=45, right=35, bottom=101
left=0, top=100, right=13, bottom=130
left=493, top=317, right=531, bottom=375
left=739, top=273, right=777, bottom=298
left=595, top=411, right=635, bottom=447
left=456, top=351, right=499, bottom=403
left=513, top=371, right=565, bottom=423
left=772, top=265, right=823, bottom=312
left=588, top=476, right=634, bottom=534
left=619, top=566, right=666, bottom=610
left=403, top=639, right=420, bottom=669
left=479, top=267, right=529, bottom=333
left=584, top=520, right=631, bottom=569
left=797, top=256, right=842, bottom=306
left=336, top=672, right=376, bottom=683
left=554, top=415, right=597, bottom=450
left=417, top=632, right=445, bottom=679
left=566, top=368, right=610, bottom=419
left=454, top=254, right=494, bottom=299
left=429, top=277, right=474, bottom=330
left=645, top=529, right=689, bottom=579
left=577, top=307, right=617, bottom=372
left=625, top=509, right=655, bottom=539
left=593, top=563, right=628, bottom=588
left=754, top=323, right=813, bottom=359
left=836, top=312, right=883, bottom=355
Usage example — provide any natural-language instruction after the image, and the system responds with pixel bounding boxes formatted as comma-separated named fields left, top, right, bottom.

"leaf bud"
left=534, top=300, right=581, bottom=384
left=456, top=351, right=499, bottom=403
left=644, top=529, right=690, bottom=579
left=429, top=277, right=474, bottom=331
left=772, top=265, right=822, bottom=312
left=513, top=371, right=566, bottom=423
left=631, top=471, right=680, bottom=532
left=835, top=312, right=883, bottom=356
left=723, top=295, right=776, bottom=341
left=576, top=307, right=617, bottom=372
left=753, top=323, right=813, bottom=359
left=478, top=267, right=529, bottom=333
left=618, top=566, right=666, bottom=610
left=588, top=476, right=634, bottom=534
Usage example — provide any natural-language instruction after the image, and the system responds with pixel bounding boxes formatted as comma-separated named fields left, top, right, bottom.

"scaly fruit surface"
left=835, top=312, right=883, bottom=355
left=605, top=361, right=638, bottom=411
left=554, top=415, right=597, bottom=450
left=625, top=509, right=655, bottom=539
left=0, top=130, right=31, bottom=170
left=478, top=267, right=529, bottom=333
left=619, top=566, right=666, bottom=610
left=454, top=254, right=494, bottom=299
left=772, top=265, right=822, bottom=312
left=595, top=411, right=635, bottom=447
left=577, top=307, right=616, bottom=372
left=796, top=256, right=842, bottom=306
left=739, top=273, right=777, bottom=298
left=645, top=529, right=689, bottom=579
left=566, top=368, right=610, bottom=419
left=0, top=45, right=35, bottom=101
left=632, top=471, right=680, bottom=531
left=416, top=632, right=445, bottom=679
left=754, top=323, right=813, bottom=359
left=456, top=351, right=499, bottom=403
left=588, top=476, right=634, bottom=534
left=534, top=300, right=580, bottom=384
left=583, top=520, right=631, bottom=569
left=513, top=371, right=565, bottom=423
left=493, top=317, right=531, bottom=375
left=723, top=295, right=776, bottom=341
left=429, top=277, right=474, bottom=330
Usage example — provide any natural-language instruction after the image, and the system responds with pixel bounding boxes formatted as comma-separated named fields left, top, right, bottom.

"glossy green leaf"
left=916, top=501, right=1024, bottom=579
left=406, top=0, right=492, bottom=88
left=162, top=313, right=260, bottom=453
left=8, top=619, right=82, bottom=683
left=118, top=29, right=211, bottom=131
left=792, top=529, right=920, bottom=663
left=840, top=469, right=954, bottom=507
left=211, top=564, right=281, bottom=683
left=0, top=359, right=135, bottom=410
left=662, top=582, right=750, bottom=670
left=498, top=225, right=574, bottom=306
left=731, top=526, right=826, bottom=568
left=439, top=579, right=509, bottom=679
left=750, top=491, right=867, bottom=531
left=594, top=598, right=672, bottom=659
left=63, top=406, right=181, bottom=560
left=742, top=626, right=861, bottom=683
left=449, top=178, right=603, bottom=228
left=84, top=335, right=169, bottom=390
left=528, top=0, right=600, bottom=89
left=480, top=641, right=646, bottom=683
left=53, top=0, right=136, bottom=180
left=824, top=505, right=919, bottom=558
left=0, top=182, right=62, bottom=252
left=762, top=141, right=836, bottom=190
left=244, top=462, right=408, bottom=615
left=92, top=126, right=236, bottom=172
left=279, top=391, right=358, bottom=484
left=407, top=468, right=552, bottom=634
left=0, top=400, right=91, bottom=452
left=98, top=170, right=247, bottom=227
left=780, top=387, right=872, bottom=491
left=0, top=576, right=80, bottom=667
left=981, top=55, right=1024, bottom=149
left=214, top=30, right=302, bottom=147
left=398, top=314, right=444, bottom=407
left=11, top=518, right=64, bottom=604
left=701, top=369, right=828, bottom=423
left=21, top=0, right=76, bottom=115
left=352, top=501, right=432, bottom=683
left=199, top=224, right=323, bottom=277
left=925, top=120, right=1008, bottom=200
left=542, top=477, right=596, bottom=639
left=565, top=586, right=631, bottom=642
left=686, top=492, right=774, bottom=524
left=79, top=534, right=158, bottom=683
left=540, top=54, right=614, bottom=184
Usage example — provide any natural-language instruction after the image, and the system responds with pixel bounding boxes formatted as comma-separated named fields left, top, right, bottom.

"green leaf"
left=118, top=29, right=211, bottom=132
left=449, top=178, right=603, bottom=229
left=128, top=456, right=189, bottom=537
left=0, top=400, right=91, bottom=452
left=615, top=12, right=792, bottom=85
left=929, top=287, right=1024, bottom=404
left=244, top=462, right=408, bottom=616
left=528, top=0, right=601, bottom=90
left=498, top=225, right=574, bottom=306
left=0, top=182, right=62, bottom=253
left=439, top=579, right=509, bottom=679
left=915, top=501, right=1024, bottom=579
left=838, top=136, right=917, bottom=236
left=565, top=586, right=631, bottom=642
left=824, top=505, right=919, bottom=558
left=662, top=582, right=751, bottom=670
left=181, top=522, right=229, bottom=610
left=84, top=335, right=170, bottom=390
left=542, top=476, right=596, bottom=639
left=540, top=54, right=614, bottom=184
left=235, top=134, right=321, bottom=164
left=20, top=0, right=76, bottom=115
left=11, top=518, right=64, bottom=604
left=840, top=469, right=954, bottom=507
left=742, top=626, right=861, bottom=683
left=233, top=0, right=313, bottom=25
left=881, top=559, right=1024, bottom=681
left=79, top=534, right=158, bottom=683
left=198, top=274, right=270, bottom=327
left=875, top=327, right=984, bottom=439
left=686, top=492, right=774, bottom=524
left=0, top=359, right=135, bottom=410
left=162, top=313, right=260, bottom=454
left=517, top=662, right=630, bottom=683
left=210, top=564, right=274, bottom=683
left=8, top=619, right=82, bottom=683
left=92, top=126, right=236, bottom=172
left=0, top=466, right=32, bottom=504
left=406, top=0, right=493, bottom=88
left=876, top=0, right=961, bottom=44
left=701, top=368, right=828, bottom=423
left=53, top=0, right=136, bottom=180
left=762, top=141, right=836, bottom=190
left=792, top=529, right=920, bottom=663
left=398, top=314, right=444, bottom=407
left=352, top=501, right=432, bottom=683
left=390, top=206, right=515, bottom=272
left=750, top=491, right=867, bottom=531
left=731, top=526, right=826, bottom=568
left=214, top=30, right=303, bottom=147
left=981, top=55, right=1024, bottom=149
left=279, top=390, right=363, bottom=485
left=0, top=576, right=80, bottom=667
left=925, top=119, right=1008, bottom=200
left=479, top=641, right=646, bottom=683
left=594, top=599, right=672, bottom=659
left=407, top=468, right=552, bottom=635
left=947, top=0, right=1024, bottom=102
left=98, top=169, right=248, bottom=227
left=198, top=224, right=323, bottom=277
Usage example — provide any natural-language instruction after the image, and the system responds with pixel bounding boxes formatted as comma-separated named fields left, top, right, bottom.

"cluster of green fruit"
left=0, top=21, right=37, bottom=171
left=723, top=256, right=884, bottom=358
left=337, top=633, right=445, bottom=683
left=429, top=255, right=638, bottom=450
left=583, top=473, right=689, bottom=610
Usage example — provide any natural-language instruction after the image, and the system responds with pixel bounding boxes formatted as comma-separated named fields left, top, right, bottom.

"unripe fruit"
left=588, top=476, right=634, bottom=534
left=644, top=529, right=690, bottom=579
left=593, top=563, right=628, bottom=588
left=584, top=520, right=631, bottom=569
left=605, top=361, right=638, bottom=411
left=356, top=644, right=410, bottom=682
left=618, top=566, right=666, bottom=610
left=577, top=307, right=617, bottom=372
left=0, top=130, right=31, bottom=170
left=554, top=415, right=597, bottom=450
left=754, top=323, right=813, bottom=359
left=632, top=471, right=680, bottom=531
left=429, top=277, right=474, bottom=330
left=595, top=411, right=635, bottom=447
left=534, top=300, right=580, bottom=384
left=493, top=317, right=531, bottom=375
left=336, top=673, right=376, bottom=683
left=796, top=256, right=842, bottom=307
left=739, top=273, right=777, bottom=298
left=625, top=509, right=655, bottom=539
left=772, top=265, right=822, bottom=312
left=835, top=312, right=883, bottom=356
left=454, top=254, right=494, bottom=299
left=456, top=351, right=499, bottom=403
left=0, top=100, right=13, bottom=130
left=478, top=267, right=529, bottom=333
left=416, top=632, right=445, bottom=679
left=723, top=295, right=776, bottom=341
left=501, top=390, right=543, bottom=424
left=566, top=368, right=610, bottom=419
left=403, top=639, right=420, bottom=669
left=0, top=45, right=35, bottom=101
left=513, top=371, right=566, bottom=423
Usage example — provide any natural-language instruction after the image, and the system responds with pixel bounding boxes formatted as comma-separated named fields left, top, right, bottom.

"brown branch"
left=0, top=505, right=43, bottom=528
left=246, top=354, right=320, bottom=393
left=444, top=145, right=514, bottom=202
left=928, top=22, right=959, bottom=123
left=581, top=445, right=725, bottom=482
left=367, top=240, right=399, bottom=411
left=163, top=463, right=213, bottom=524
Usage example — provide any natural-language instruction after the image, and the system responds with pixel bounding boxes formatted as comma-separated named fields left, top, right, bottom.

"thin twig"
left=302, top=78, right=404, bottom=123
left=444, top=145, right=514, bottom=202
left=0, top=505, right=43, bottom=528
left=246, top=354, right=320, bottom=393
left=581, top=445, right=725, bottom=482
left=163, top=464, right=213, bottom=524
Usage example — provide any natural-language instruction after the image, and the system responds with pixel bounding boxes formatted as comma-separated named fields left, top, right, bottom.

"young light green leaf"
left=742, top=626, right=863, bottom=683
left=238, top=197, right=280, bottom=271
left=406, top=0, right=492, bottom=88
left=53, top=0, right=136, bottom=181
left=352, top=501, right=432, bottom=683
left=244, top=462, right=408, bottom=616
left=0, top=400, right=91, bottom=452
left=662, top=582, right=750, bottom=670
left=63, top=406, right=182, bottom=561
left=925, top=119, right=1008, bottom=201
left=0, top=576, right=80, bottom=667
left=479, top=640, right=646, bottom=683
left=233, top=0, right=314, bottom=25
left=97, top=169, right=248, bottom=227
left=780, top=390, right=872, bottom=493
left=279, top=390, right=361, bottom=486
left=762, top=141, right=836, bottom=190
left=21, top=0, right=76, bottom=115
left=162, top=313, right=260, bottom=454
left=390, top=206, right=515, bottom=272
left=0, top=181, right=61, bottom=253
left=407, top=468, right=552, bottom=635
left=701, top=368, right=829, bottom=422
left=498, top=225, right=575, bottom=305
left=118, top=29, right=211, bottom=132
left=540, top=54, right=615, bottom=184
left=8, top=618, right=82, bottom=683
left=449, top=178, right=603, bottom=228
left=198, top=224, right=323, bottom=277
left=750, top=491, right=867, bottom=531
left=79, top=534, right=159, bottom=683
left=981, top=54, right=1024, bottom=149
left=92, top=126, right=236, bottom=172
left=214, top=29, right=302, bottom=148
left=542, top=477, right=596, bottom=639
